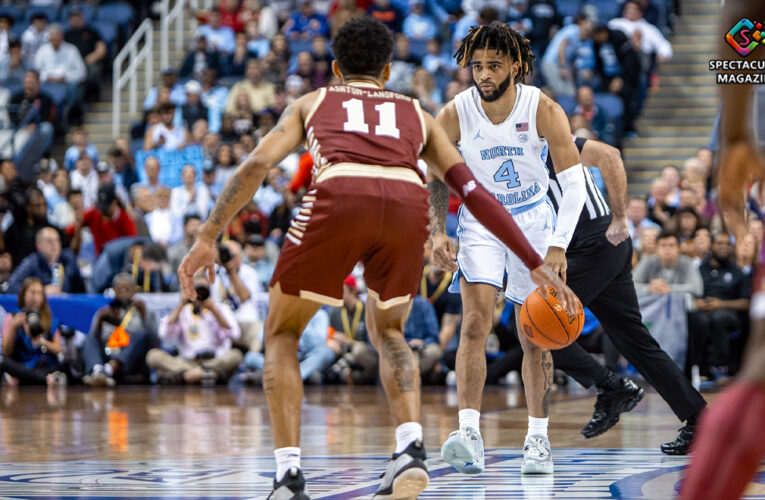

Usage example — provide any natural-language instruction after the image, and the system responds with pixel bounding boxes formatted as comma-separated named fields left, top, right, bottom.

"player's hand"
left=430, top=233, right=458, bottom=272
left=719, top=139, right=764, bottom=241
left=544, top=246, right=567, bottom=282
left=606, top=216, right=630, bottom=246
left=178, top=236, right=217, bottom=300
left=530, top=265, right=579, bottom=316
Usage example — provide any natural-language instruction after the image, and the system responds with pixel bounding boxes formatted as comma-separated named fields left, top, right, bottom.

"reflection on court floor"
left=0, top=448, right=735, bottom=499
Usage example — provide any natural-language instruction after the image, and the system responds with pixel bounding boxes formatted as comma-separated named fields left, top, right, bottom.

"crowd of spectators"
left=0, top=0, right=695, bottom=389
left=619, top=147, right=757, bottom=387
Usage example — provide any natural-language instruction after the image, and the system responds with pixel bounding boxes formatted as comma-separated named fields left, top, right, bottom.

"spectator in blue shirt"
left=426, top=0, right=461, bottom=24
left=452, top=6, right=501, bottom=51
left=243, top=234, right=275, bottom=292
left=144, top=69, right=186, bottom=111
left=196, top=10, right=236, bottom=54
left=283, top=1, right=329, bottom=40
left=8, top=227, right=84, bottom=295
left=63, top=127, right=98, bottom=171
left=404, top=295, right=443, bottom=381
left=541, top=14, right=593, bottom=97
left=402, top=0, right=438, bottom=40
left=422, top=38, right=455, bottom=74
left=0, top=277, right=65, bottom=386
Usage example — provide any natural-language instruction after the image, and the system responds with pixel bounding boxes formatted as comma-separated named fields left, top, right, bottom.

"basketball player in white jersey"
left=426, top=23, right=587, bottom=474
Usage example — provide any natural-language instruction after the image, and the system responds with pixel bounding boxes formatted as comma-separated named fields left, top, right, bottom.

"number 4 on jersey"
left=493, top=160, right=520, bottom=188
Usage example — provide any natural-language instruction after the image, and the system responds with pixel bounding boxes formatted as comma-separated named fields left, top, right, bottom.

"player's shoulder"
left=534, top=88, right=564, bottom=116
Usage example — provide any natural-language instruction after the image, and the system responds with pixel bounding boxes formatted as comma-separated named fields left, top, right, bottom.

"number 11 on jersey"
left=342, top=99, right=400, bottom=139
left=494, top=159, right=521, bottom=188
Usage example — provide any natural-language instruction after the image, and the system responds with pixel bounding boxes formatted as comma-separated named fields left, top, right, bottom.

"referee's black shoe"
left=660, top=423, right=696, bottom=455
left=267, top=467, right=310, bottom=500
left=581, top=378, right=645, bottom=438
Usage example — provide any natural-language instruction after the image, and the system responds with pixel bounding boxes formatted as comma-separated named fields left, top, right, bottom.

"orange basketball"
left=520, top=287, right=584, bottom=350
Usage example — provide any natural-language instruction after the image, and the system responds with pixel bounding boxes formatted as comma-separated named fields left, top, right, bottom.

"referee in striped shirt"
left=544, top=136, right=707, bottom=454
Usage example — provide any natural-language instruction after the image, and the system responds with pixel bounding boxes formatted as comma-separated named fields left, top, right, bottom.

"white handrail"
left=189, top=0, right=215, bottom=12
left=160, top=0, right=186, bottom=70
left=112, top=18, right=153, bottom=137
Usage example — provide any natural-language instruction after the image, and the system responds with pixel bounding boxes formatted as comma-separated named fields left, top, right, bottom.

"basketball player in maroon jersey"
left=178, top=17, right=575, bottom=500
left=681, top=1, right=765, bottom=498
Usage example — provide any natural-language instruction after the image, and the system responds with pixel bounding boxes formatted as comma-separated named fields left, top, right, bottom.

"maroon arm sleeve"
left=444, top=162, right=544, bottom=270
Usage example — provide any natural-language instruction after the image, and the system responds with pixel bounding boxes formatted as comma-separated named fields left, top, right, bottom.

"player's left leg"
left=514, top=304, right=555, bottom=474
left=264, top=282, right=322, bottom=500
left=365, top=296, right=429, bottom=500
left=503, top=200, right=557, bottom=474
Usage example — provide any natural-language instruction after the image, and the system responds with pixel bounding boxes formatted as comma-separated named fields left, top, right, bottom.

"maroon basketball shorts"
left=270, top=164, right=430, bottom=309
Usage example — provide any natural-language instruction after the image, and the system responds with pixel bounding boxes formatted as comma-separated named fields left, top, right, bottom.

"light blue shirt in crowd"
left=542, top=24, right=582, bottom=63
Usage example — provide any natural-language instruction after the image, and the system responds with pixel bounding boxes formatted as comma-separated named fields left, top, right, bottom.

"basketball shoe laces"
left=525, top=436, right=550, bottom=460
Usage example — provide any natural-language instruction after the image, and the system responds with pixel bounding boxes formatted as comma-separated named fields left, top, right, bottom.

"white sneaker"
left=441, top=427, right=485, bottom=474
left=521, top=435, right=554, bottom=474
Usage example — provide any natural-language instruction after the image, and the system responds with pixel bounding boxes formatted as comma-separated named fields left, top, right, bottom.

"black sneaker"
left=581, top=378, right=645, bottom=438
left=373, top=440, right=429, bottom=499
left=267, top=467, right=310, bottom=500
left=660, top=423, right=695, bottom=455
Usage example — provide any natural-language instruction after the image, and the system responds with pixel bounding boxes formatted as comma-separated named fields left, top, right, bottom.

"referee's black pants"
left=551, top=234, right=707, bottom=422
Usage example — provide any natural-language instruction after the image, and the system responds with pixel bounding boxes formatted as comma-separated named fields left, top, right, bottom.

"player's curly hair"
left=331, top=17, right=394, bottom=78
left=454, top=22, right=535, bottom=84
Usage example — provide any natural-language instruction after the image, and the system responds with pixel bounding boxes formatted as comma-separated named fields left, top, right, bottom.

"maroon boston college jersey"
left=303, top=83, right=428, bottom=182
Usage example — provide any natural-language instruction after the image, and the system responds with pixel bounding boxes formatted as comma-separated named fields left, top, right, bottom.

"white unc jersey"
left=454, top=84, right=548, bottom=212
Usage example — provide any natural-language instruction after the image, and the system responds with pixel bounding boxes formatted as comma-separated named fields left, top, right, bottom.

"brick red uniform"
left=270, top=83, right=431, bottom=307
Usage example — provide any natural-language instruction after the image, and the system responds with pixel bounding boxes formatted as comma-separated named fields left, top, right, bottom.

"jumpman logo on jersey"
left=473, top=130, right=484, bottom=141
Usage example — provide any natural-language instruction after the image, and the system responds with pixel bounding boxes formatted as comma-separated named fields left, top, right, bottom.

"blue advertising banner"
left=135, top=145, right=205, bottom=188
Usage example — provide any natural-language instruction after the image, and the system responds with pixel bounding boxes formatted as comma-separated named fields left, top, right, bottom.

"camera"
left=192, top=285, right=210, bottom=315
left=218, top=245, right=232, bottom=265
left=25, top=308, right=44, bottom=337
left=195, top=285, right=210, bottom=302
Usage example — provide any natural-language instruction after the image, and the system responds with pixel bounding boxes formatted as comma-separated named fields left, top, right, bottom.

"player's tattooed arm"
left=270, top=103, right=295, bottom=134
left=200, top=96, right=309, bottom=241
left=428, top=177, right=449, bottom=236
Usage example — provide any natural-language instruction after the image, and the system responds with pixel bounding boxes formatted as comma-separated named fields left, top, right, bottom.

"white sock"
left=274, top=447, right=301, bottom=481
left=92, top=364, right=103, bottom=375
left=459, top=408, right=481, bottom=433
left=395, top=422, right=423, bottom=453
left=527, top=416, right=548, bottom=439
left=103, top=363, right=114, bottom=377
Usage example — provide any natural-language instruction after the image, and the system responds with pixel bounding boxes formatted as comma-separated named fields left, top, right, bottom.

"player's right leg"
left=439, top=215, right=506, bottom=474
left=264, top=282, right=321, bottom=500
left=681, top=304, right=765, bottom=500
left=441, top=280, right=498, bottom=474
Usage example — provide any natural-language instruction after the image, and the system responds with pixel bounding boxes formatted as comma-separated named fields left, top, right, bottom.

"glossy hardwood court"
left=0, top=384, right=763, bottom=499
